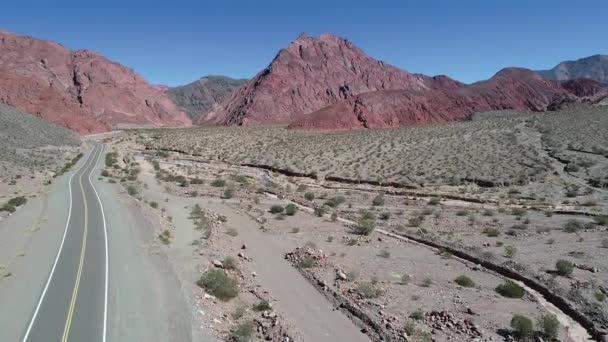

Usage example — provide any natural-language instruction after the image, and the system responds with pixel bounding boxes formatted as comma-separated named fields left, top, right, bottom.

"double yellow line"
left=61, top=146, right=94, bottom=342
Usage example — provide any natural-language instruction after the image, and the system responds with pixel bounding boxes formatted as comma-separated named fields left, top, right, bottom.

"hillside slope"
left=537, top=54, right=608, bottom=83
left=168, top=75, right=246, bottom=121
left=289, top=68, right=579, bottom=130
left=203, top=33, right=458, bottom=125
left=0, top=29, right=191, bottom=134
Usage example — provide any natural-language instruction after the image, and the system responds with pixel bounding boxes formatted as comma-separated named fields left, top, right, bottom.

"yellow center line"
left=61, top=147, right=93, bottom=342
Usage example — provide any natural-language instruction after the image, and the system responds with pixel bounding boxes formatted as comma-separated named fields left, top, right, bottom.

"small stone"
left=252, top=271, right=258, bottom=277
left=212, top=259, right=223, bottom=268
left=241, top=244, right=247, bottom=249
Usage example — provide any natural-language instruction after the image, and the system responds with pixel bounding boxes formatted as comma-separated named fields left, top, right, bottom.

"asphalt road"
left=23, top=143, right=108, bottom=342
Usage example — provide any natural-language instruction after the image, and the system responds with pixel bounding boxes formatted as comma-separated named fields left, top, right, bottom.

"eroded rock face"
left=0, top=29, right=191, bottom=134
left=203, top=33, right=455, bottom=125
left=289, top=68, right=580, bottom=131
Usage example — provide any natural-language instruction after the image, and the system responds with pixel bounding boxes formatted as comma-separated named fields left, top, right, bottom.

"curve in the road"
left=22, top=143, right=108, bottom=342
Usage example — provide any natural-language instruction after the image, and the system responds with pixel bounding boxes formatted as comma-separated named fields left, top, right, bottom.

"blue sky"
left=2, top=0, right=607, bottom=86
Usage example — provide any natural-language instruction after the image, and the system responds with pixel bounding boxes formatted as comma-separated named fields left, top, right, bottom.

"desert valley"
left=0, top=16, right=607, bottom=342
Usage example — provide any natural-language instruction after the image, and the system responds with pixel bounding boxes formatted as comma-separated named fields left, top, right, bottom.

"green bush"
left=539, top=314, right=559, bottom=339
left=190, top=178, right=204, bottom=185
left=285, top=203, right=298, bottom=216
left=304, top=192, right=315, bottom=201
left=197, top=269, right=238, bottom=301
left=269, top=205, right=284, bottom=214
left=356, top=282, right=383, bottom=298
left=8, top=196, right=27, bottom=207
left=454, top=275, right=476, bottom=288
left=314, top=206, right=326, bottom=217
left=1, top=203, right=16, bottom=213
left=555, top=259, right=574, bottom=276
left=510, top=314, right=534, bottom=340
left=504, top=245, right=517, bottom=258
left=593, top=215, right=608, bottom=226
left=211, top=179, right=226, bottom=187
left=495, top=280, right=525, bottom=298
left=223, top=256, right=238, bottom=270
left=253, top=299, right=272, bottom=311
left=126, top=185, right=138, bottom=196
left=231, top=321, right=254, bottom=342
left=324, top=196, right=346, bottom=208
left=563, top=220, right=583, bottom=233
left=149, top=201, right=159, bottom=209
left=352, top=212, right=376, bottom=235
left=595, top=291, right=606, bottom=302
left=371, top=194, right=385, bottom=206
left=223, top=189, right=234, bottom=199
left=483, top=227, right=500, bottom=237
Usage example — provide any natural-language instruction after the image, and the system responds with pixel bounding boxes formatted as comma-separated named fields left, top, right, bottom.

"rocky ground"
left=0, top=103, right=81, bottom=218
left=100, top=121, right=608, bottom=341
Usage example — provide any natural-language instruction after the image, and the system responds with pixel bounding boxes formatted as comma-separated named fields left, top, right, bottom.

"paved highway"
left=22, top=143, right=108, bottom=342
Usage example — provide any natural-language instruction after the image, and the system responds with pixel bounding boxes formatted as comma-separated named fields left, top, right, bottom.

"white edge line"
left=87, top=143, right=108, bottom=342
left=22, top=144, right=98, bottom=342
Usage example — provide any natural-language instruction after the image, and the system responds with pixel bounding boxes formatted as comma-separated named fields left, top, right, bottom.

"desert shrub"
left=595, top=291, right=606, bottom=302
left=197, top=269, right=238, bottom=301
left=352, top=212, right=376, bottom=235
left=544, top=210, right=553, bottom=217
left=555, top=259, right=574, bottom=276
left=223, top=189, right=234, bottom=199
left=190, top=178, right=204, bottom=185
left=408, top=216, right=423, bottom=227
left=372, top=194, right=385, bottom=206
left=253, top=300, right=272, bottom=311
left=483, top=227, right=500, bottom=237
left=594, top=215, right=608, bottom=226
left=378, top=250, right=391, bottom=258
left=356, top=282, right=383, bottom=299
left=428, top=197, right=441, bottom=205
left=456, top=209, right=469, bottom=216
left=454, top=275, right=476, bottom=288
left=565, top=164, right=580, bottom=172
left=299, top=256, right=315, bottom=268
left=231, top=321, right=254, bottom=342
left=101, top=169, right=110, bottom=177
left=105, top=152, right=118, bottom=167
left=511, top=208, right=527, bottom=217
left=211, top=179, right=226, bottom=187
left=482, top=209, right=495, bottom=216
left=126, top=185, right=138, bottom=196
left=149, top=201, right=159, bottom=209
left=504, top=245, right=517, bottom=258
left=223, top=256, right=238, bottom=270
left=510, top=314, right=534, bottom=340
left=409, top=309, right=424, bottom=321
left=379, top=212, right=391, bottom=220
left=495, top=280, right=525, bottom=298
left=563, top=220, right=583, bottom=233
left=8, top=196, right=27, bottom=207
left=400, top=274, right=411, bottom=285
left=601, top=239, right=608, bottom=248
left=421, top=277, right=433, bottom=287
left=0, top=203, right=16, bottom=213
left=285, top=203, right=298, bottom=216
left=269, top=205, right=284, bottom=214
left=158, top=230, right=171, bottom=244
left=324, top=196, right=346, bottom=208
left=313, top=206, right=326, bottom=217
left=291, top=227, right=300, bottom=234
left=304, top=192, right=315, bottom=201
left=539, top=314, right=559, bottom=339
left=330, top=212, right=338, bottom=221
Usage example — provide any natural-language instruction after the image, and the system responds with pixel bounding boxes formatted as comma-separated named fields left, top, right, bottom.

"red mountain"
left=289, top=68, right=580, bottom=131
left=203, top=33, right=458, bottom=125
left=0, top=29, right=191, bottom=134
